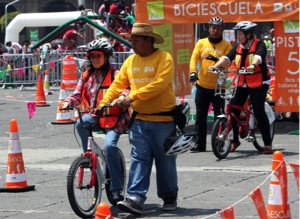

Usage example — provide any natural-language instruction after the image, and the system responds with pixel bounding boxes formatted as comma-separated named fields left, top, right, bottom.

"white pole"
left=5, top=0, right=20, bottom=34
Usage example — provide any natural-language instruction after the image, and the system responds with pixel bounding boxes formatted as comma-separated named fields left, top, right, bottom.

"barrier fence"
left=0, top=51, right=133, bottom=88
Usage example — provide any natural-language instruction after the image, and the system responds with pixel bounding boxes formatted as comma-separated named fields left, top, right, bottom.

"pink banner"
left=48, top=61, right=55, bottom=70
left=27, top=101, right=36, bottom=119
left=17, top=68, right=24, bottom=77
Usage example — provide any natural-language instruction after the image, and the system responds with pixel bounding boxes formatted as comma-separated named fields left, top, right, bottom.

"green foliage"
left=0, top=11, right=22, bottom=31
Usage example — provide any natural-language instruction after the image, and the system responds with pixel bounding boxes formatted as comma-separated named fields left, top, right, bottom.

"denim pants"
left=126, top=119, right=178, bottom=206
left=76, top=114, right=123, bottom=191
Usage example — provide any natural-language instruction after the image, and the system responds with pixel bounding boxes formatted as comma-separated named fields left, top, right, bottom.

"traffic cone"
left=43, top=70, right=52, bottom=95
left=95, top=202, right=114, bottom=219
left=0, top=119, right=35, bottom=192
left=267, top=151, right=291, bottom=219
left=35, top=74, right=50, bottom=107
left=51, top=83, right=75, bottom=125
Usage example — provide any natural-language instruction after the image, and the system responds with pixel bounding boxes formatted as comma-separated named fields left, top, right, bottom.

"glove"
left=206, top=54, right=219, bottom=62
left=190, top=72, right=199, bottom=82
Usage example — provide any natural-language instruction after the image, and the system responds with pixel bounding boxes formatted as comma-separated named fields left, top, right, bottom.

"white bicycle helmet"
left=164, top=134, right=196, bottom=156
left=209, top=17, right=224, bottom=26
left=86, top=39, right=113, bottom=57
left=233, top=21, right=257, bottom=33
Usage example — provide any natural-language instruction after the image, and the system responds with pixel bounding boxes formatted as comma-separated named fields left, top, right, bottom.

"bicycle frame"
left=212, top=68, right=257, bottom=141
left=224, top=101, right=256, bottom=141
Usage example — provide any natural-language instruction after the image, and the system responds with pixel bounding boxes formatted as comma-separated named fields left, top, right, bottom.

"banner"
left=136, top=0, right=299, bottom=24
left=155, top=23, right=194, bottom=96
left=274, top=20, right=299, bottom=112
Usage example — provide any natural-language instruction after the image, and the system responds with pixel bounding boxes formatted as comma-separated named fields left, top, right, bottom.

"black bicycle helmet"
left=209, top=17, right=224, bottom=26
left=86, top=39, right=113, bottom=57
left=164, top=134, right=196, bottom=156
left=233, top=21, right=257, bottom=34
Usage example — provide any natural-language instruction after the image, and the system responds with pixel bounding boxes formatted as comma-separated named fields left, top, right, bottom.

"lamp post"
left=5, top=0, right=20, bottom=34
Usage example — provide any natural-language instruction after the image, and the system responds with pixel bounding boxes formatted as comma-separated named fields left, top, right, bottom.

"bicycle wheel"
left=211, top=118, right=231, bottom=159
left=253, top=122, right=275, bottom=151
left=67, top=156, right=102, bottom=218
left=105, top=148, right=127, bottom=206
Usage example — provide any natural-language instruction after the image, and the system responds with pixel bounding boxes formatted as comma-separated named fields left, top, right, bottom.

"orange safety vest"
left=233, top=38, right=263, bottom=88
left=81, top=68, right=114, bottom=109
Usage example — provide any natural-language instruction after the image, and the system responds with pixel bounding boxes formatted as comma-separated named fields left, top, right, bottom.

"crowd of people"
left=60, top=1, right=135, bottom=51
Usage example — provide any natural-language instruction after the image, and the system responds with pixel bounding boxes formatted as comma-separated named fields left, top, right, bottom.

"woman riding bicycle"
left=210, top=21, right=273, bottom=154
left=62, top=39, right=130, bottom=202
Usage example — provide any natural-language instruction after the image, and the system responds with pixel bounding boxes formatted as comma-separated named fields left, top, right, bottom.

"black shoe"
left=162, top=197, right=177, bottom=211
left=189, top=145, right=206, bottom=152
left=117, top=198, right=142, bottom=215
left=110, top=189, right=124, bottom=205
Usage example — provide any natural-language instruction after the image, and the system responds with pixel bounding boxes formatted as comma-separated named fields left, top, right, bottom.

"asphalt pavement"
left=0, top=87, right=299, bottom=219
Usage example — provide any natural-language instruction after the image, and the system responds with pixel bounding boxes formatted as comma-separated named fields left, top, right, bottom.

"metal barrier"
left=0, top=51, right=133, bottom=88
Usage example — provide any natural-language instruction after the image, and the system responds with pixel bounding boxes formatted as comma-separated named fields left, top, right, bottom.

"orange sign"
left=136, top=0, right=299, bottom=24
left=274, top=21, right=299, bottom=112
left=155, top=23, right=194, bottom=96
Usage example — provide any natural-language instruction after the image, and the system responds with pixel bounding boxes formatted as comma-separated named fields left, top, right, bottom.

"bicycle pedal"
left=245, top=136, right=255, bottom=142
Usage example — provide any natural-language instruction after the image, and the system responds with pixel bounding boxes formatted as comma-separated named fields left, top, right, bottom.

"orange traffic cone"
left=43, top=70, right=52, bottom=95
left=95, top=202, right=114, bottom=219
left=267, top=151, right=291, bottom=219
left=51, top=83, right=75, bottom=125
left=0, top=119, right=35, bottom=192
left=35, top=74, right=50, bottom=107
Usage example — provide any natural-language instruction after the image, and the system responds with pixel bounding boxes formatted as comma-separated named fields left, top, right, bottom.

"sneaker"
left=111, top=189, right=124, bottom=205
left=162, top=197, right=177, bottom=211
left=117, top=198, right=142, bottom=215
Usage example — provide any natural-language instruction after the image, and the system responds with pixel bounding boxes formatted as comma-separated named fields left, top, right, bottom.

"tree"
left=0, top=11, right=21, bottom=32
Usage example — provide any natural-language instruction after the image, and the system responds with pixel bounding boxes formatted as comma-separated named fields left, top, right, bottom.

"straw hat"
left=122, top=23, right=164, bottom=44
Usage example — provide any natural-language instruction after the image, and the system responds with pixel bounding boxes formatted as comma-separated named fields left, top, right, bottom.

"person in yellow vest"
left=62, top=39, right=130, bottom=204
left=210, top=21, right=272, bottom=154
left=189, top=17, right=232, bottom=152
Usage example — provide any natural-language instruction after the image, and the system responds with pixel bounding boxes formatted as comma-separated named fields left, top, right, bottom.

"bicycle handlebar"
left=209, top=67, right=254, bottom=75
left=60, top=104, right=118, bottom=129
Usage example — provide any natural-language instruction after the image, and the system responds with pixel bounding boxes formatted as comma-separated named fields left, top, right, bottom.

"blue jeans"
left=76, top=114, right=123, bottom=191
left=126, top=119, right=178, bottom=206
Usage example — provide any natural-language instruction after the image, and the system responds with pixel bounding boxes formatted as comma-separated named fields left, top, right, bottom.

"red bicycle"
left=65, top=105, right=126, bottom=218
left=210, top=68, right=275, bottom=159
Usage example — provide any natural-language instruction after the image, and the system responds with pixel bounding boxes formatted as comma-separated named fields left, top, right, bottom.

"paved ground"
left=0, top=87, right=299, bottom=219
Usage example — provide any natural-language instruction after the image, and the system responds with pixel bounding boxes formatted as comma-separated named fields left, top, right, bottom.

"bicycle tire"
left=253, top=122, right=275, bottom=151
left=67, top=156, right=102, bottom=218
left=105, top=148, right=127, bottom=206
left=211, top=118, right=232, bottom=159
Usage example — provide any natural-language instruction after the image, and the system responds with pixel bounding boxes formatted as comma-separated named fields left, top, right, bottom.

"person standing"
left=210, top=21, right=273, bottom=154
left=62, top=39, right=130, bottom=204
left=189, top=17, right=232, bottom=152
left=99, top=23, right=178, bottom=215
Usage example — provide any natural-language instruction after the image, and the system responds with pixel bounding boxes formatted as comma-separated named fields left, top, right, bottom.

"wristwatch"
left=252, top=63, right=257, bottom=68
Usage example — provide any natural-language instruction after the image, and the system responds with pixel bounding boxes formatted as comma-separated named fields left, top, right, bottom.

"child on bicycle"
left=62, top=39, right=130, bottom=203
left=210, top=21, right=273, bottom=155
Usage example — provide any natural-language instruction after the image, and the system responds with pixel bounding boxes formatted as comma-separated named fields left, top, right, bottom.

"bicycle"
left=209, top=68, right=275, bottom=159
left=65, top=105, right=127, bottom=218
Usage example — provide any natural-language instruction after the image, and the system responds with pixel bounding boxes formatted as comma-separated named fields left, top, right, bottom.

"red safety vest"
left=81, top=68, right=114, bottom=109
left=234, top=38, right=263, bottom=88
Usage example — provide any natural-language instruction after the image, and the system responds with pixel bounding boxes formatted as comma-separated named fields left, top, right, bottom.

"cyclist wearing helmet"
left=211, top=21, right=272, bottom=154
left=63, top=39, right=130, bottom=203
left=189, top=16, right=232, bottom=152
